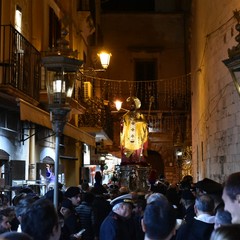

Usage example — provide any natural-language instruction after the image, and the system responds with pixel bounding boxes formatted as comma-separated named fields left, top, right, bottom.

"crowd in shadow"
left=0, top=171, right=239, bottom=240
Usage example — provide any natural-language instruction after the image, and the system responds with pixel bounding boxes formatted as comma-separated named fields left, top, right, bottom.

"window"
left=49, top=7, right=61, bottom=49
left=134, top=59, right=157, bottom=110
left=15, top=5, right=22, bottom=33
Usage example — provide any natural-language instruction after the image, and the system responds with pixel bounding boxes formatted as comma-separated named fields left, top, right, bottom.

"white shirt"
left=195, top=213, right=215, bottom=224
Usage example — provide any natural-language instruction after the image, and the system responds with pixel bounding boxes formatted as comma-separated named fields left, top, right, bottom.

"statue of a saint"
left=120, top=97, right=148, bottom=164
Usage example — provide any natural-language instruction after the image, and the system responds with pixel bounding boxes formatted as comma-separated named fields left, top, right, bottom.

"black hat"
left=181, top=190, right=195, bottom=200
left=64, top=186, right=81, bottom=198
left=195, top=178, right=223, bottom=194
left=110, top=193, right=134, bottom=206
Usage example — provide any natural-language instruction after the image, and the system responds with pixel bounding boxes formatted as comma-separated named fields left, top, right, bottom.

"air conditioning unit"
left=84, top=81, right=92, bottom=101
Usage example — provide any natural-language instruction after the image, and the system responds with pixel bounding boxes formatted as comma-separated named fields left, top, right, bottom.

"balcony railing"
left=0, top=25, right=112, bottom=139
left=0, top=25, right=41, bottom=100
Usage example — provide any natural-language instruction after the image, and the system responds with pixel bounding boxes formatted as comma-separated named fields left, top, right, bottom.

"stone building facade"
left=191, top=0, right=240, bottom=182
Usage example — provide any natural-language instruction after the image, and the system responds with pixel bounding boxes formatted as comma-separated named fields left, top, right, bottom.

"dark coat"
left=92, top=195, right=112, bottom=238
left=176, top=218, right=214, bottom=240
left=182, top=204, right=195, bottom=223
left=99, top=211, right=136, bottom=240
left=75, top=201, right=94, bottom=240
left=61, top=212, right=81, bottom=240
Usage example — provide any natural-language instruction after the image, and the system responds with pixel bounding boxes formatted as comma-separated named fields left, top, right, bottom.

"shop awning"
left=80, top=127, right=113, bottom=146
left=18, top=99, right=96, bottom=146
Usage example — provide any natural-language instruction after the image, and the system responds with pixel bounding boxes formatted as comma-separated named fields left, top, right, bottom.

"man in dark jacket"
left=180, top=189, right=196, bottom=223
left=176, top=194, right=215, bottom=240
left=92, top=193, right=112, bottom=239
left=99, top=193, right=136, bottom=240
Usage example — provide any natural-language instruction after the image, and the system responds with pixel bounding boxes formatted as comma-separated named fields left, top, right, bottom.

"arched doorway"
left=37, top=156, right=54, bottom=183
left=147, top=150, right=164, bottom=178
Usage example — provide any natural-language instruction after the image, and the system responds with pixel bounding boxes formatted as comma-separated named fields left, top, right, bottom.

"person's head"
left=180, top=189, right=195, bottom=209
left=21, top=198, right=61, bottom=240
left=210, top=224, right=240, bottom=240
left=3, top=207, right=16, bottom=222
left=0, top=208, right=11, bottom=233
left=94, top=171, right=102, bottom=184
left=111, top=193, right=134, bottom=219
left=14, top=196, right=38, bottom=223
left=194, top=194, right=214, bottom=216
left=81, top=181, right=89, bottom=192
left=64, top=186, right=81, bottom=207
left=214, top=208, right=232, bottom=229
left=60, top=198, right=74, bottom=218
left=141, top=200, right=176, bottom=240
left=180, top=175, right=193, bottom=190
left=126, top=97, right=141, bottom=111
left=119, top=186, right=129, bottom=195
left=0, top=232, right=33, bottom=240
left=133, top=198, right=146, bottom=216
left=146, top=192, right=168, bottom=205
left=222, top=172, right=240, bottom=223
left=44, top=189, right=63, bottom=207
left=112, top=202, right=133, bottom=218
left=0, top=194, right=9, bottom=209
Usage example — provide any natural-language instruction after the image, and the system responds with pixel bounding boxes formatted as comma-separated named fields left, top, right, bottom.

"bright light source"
left=98, top=51, right=112, bottom=69
left=115, top=100, right=123, bottom=111
left=176, top=150, right=183, bottom=156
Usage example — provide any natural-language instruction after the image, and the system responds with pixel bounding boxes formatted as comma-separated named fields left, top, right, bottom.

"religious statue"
left=120, top=97, right=148, bottom=165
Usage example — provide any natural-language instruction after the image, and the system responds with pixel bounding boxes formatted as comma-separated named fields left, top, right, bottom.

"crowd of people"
left=0, top=171, right=239, bottom=239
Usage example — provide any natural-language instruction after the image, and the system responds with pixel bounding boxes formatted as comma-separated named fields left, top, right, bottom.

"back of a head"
left=21, top=198, right=59, bottom=240
left=81, top=181, right=89, bottom=192
left=15, top=196, right=38, bottom=219
left=0, top=232, right=33, bottom=240
left=224, top=172, right=240, bottom=201
left=215, top=208, right=232, bottom=228
left=210, top=224, right=240, bottom=240
left=143, top=200, right=176, bottom=240
left=95, top=171, right=102, bottom=184
left=146, top=192, right=168, bottom=205
left=44, top=189, right=63, bottom=205
left=195, top=194, right=214, bottom=213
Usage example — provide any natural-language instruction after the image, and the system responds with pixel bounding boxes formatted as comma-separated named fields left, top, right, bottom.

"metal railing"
left=0, top=25, right=41, bottom=100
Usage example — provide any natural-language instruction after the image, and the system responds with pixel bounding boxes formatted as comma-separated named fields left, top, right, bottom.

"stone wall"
left=191, top=0, right=240, bottom=182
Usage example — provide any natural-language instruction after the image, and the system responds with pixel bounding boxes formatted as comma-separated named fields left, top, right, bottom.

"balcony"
left=0, top=24, right=113, bottom=143
left=0, top=25, right=41, bottom=105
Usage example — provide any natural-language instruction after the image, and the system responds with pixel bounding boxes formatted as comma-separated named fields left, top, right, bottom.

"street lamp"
left=98, top=51, right=112, bottom=69
left=223, top=10, right=240, bottom=95
left=42, top=55, right=82, bottom=208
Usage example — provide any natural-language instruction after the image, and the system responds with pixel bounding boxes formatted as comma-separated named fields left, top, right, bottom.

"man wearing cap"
left=195, top=178, right=224, bottom=214
left=99, top=193, right=137, bottom=240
